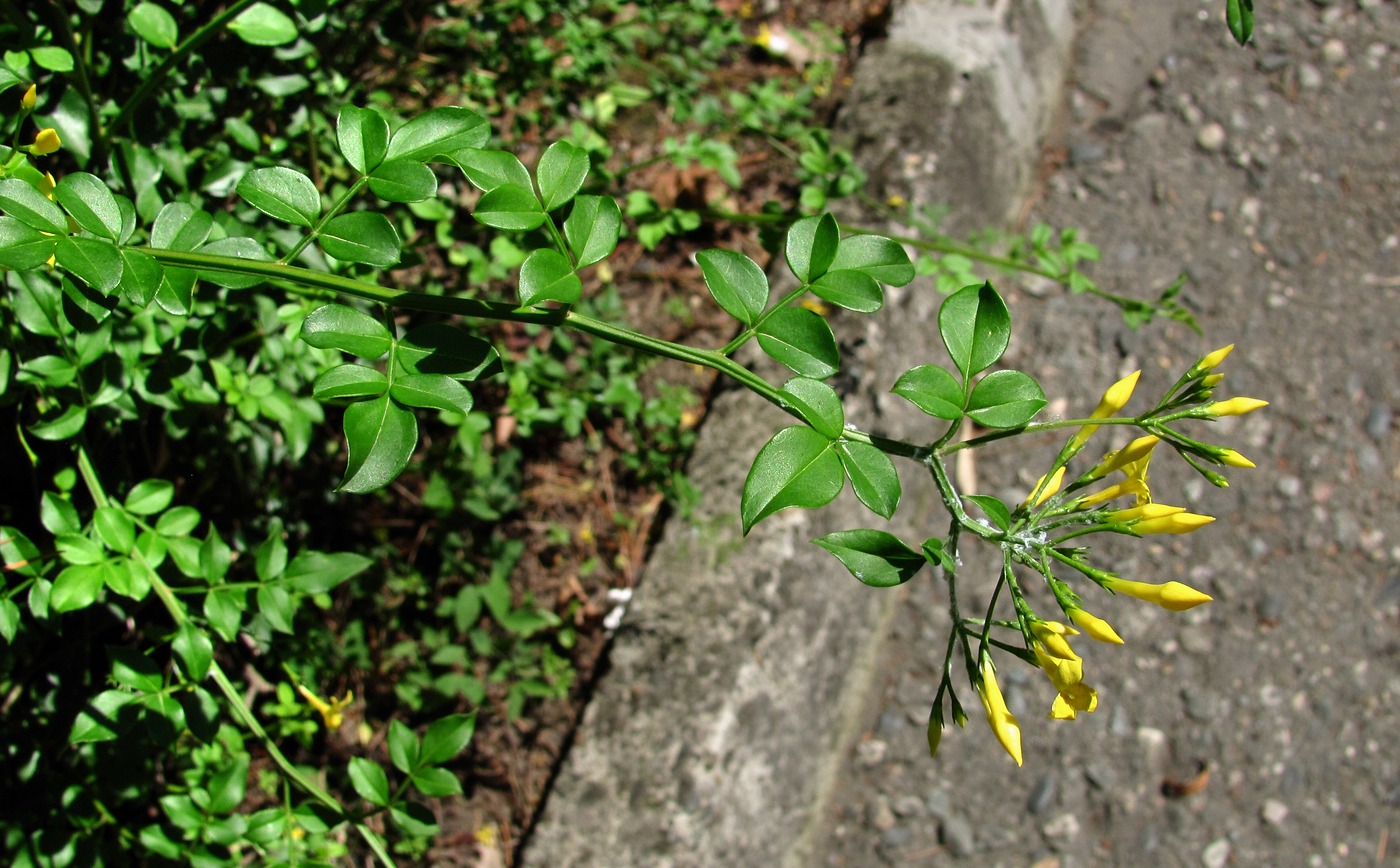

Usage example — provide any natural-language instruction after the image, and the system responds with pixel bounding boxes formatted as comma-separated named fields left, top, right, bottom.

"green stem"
left=36, top=0, right=101, bottom=164
left=98, top=0, right=262, bottom=165
left=74, top=446, right=396, bottom=867
left=718, top=280, right=812, bottom=356
left=143, top=248, right=929, bottom=460
left=285, top=176, right=371, bottom=264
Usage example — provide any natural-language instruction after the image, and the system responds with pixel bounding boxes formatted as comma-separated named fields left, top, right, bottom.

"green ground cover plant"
left=0, top=0, right=1261, bottom=864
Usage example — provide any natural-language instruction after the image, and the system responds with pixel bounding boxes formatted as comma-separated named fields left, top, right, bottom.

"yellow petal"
left=1068, top=608, right=1124, bottom=644
left=978, top=660, right=1023, bottom=766
left=1217, top=448, right=1255, bottom=468
left=1132, top=512, right=1215, bottom=534
left=1194, top=344, right=1235, bottom=374
left=1103, top=577, right=1212, bottom=611
left=1023, top=465, right=1067, bottom=508
left=1205, top=397, right=1268, bottom=417
left=21, top=84, right=36, bottom=111
left=31, top=128, right=61, bottom=155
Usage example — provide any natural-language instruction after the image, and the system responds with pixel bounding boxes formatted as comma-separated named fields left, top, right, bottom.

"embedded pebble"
left=1202, top=838, right=1232, bottom=868
left=1085, top=762, right=1118, bottom=791
left=925, top=788, right=952, bottom=820
left=1041, top=813, right=1081, bottom=840
left=1027, top=774, right=1056, bottom=815
left=1366, top=403, right=1393, bottom=441
left=941, top=815, right=976, bottom=857
left=1262, top=799, right=1290, bottom=826
left=867, top=796, right=896, bottom=831
left=856, top=738, right=888, bottom=767
left=877, top=710, right=906, bottom=737
left=1298, top=63, right=1324, bottom=90
left=1321, top=39, right=1347, bottom=66
left=892, top=795, right=925, bottom=818
left=1276, top=475, right=1303, bottom=498
left=1197, top=123, right=1227, bottom=152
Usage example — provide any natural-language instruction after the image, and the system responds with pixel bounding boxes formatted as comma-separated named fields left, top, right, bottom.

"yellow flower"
left=1204, top=397, right=1268, bottom=417
left=1086, top=434, right=1160, bottom=481
left=1073, top=478, right=1150, bottom=509
left=21, top=84, right=36, bottom=111
left=1032, top=645, right=1099, bottom=720
left=1023, top=465, right=1066, bottom=509
left=1102, top=577, right=1212, bottom=611
left=977, top=659, right=1023, bottom=766
left=1067, top=607, right=1124, bottom=644
left=1069, top=371, right=1141, bottom=450
left=30, top=128, right=61, bottom=156
left=1104, top=502, right=1214, bottom=534
left=1216, top=448, right=1255, bottom=468
left=1029, top=620, right=1080, bottom=662
left=296, top=684, right=353, bottom=729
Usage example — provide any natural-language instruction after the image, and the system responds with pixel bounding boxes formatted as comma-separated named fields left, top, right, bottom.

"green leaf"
left=173, top=620, right=213, bottom=681
left=1226, top=0, right=1254, bottom=46
left=338, top=105, right=390, bottom=174
left=891, top=364, right=964, bottom=420
left=206, top=757, right=249, bottom=814
left=965, top=494, right=1012, bottom=531
left=396, top=324, right=501, bottom=381
left=536, top=140, right=590, bottom=211
left=229, top=2, right=299, bottom=46
left=756, top=307, right=839, bottom=379
left=31, top=46, right=75, bottom=73
left=966, top=369, right=1046, bottom=428
left=156, top=506, right=201, bottom=537
left=109, top=646, right=163, bottom=693
left=302, top=304, right=393, bottom=359
left=921, top=538, right=956, bottom=573
left=696, top=249, right=768, bottom=326
left=41, top=493, right=80, bottom=535
left=830, top=234, right=914, bottom=286
left=369, top=159, right=437, bottom=203
left=283, top=550, right=372, bottom=594
left=69, top=690, right=135, bottom=743
left=198, top=237, right=273, bottom=288
left=411, top=767, right=463, bottom=798
left=204, top=590, right=244, bottom=642
left=0, top=178, right=67, bottom=233
left=388, top=720, right=420, bottom=773
left=128, top=2, right=179, bottom=49
left=0, top=598, right=19, bottom=643
left=740, top=426, right=844, bottom=534
left=388, top=107, right=490, bottom=163
left=319, top=212, right=401, bottom=267
left=347, top=757, right=390, bottom=807
left=391, top=373, right=474, bottom=415
left=50, top=564, right=104, bottom=612
left=811, top=269, right=883, bottom=313
left=939, top=282, right=1010, bottom=379
left=54, top=172, right=121, bottom=239
left=119, top=248, right=163, bottom=307
left=256, top=585, right=294, bottom=633
left=29, top=404, right=87, bottom=441
left=94, top=506, right=135, bottom=553
left=19, top=355, right=76, bottom=389
left=126, top=480, right=174, bottom=515
left=813, top=529, right=923, bottom=588
left=0, top=218, right=58, bottom=270
left=785, top=213, right=840, bottom=283
left=199, top=529, right=232, bottom=583
left=837, top=441, right=901, bottom=519
left=518, top=248, right=581, bottom=306
left=155, top=267, right=195, bottom=313
left=178, top=686, right=220, bottom=743
left=255, top=525, right=287, bottom=582
left=341, top=394, right=417, bottom=493
left=472, top=183, right=545, bottom=231
left=313, top=364, right=388, bottom=400
left=420, top=713, right=476, bottom=765
left=390, top=803, right=440, bottom=839
left=150, top=202, right=214, bottom=250
left=778, top=376, right=844, bottom=439
left=237, top=167, right=321, bottom=227
left=56, top=236, right=122, bottom=294
left=451, top=148, right=532, bottom=192
left=563, top=195, right=621, bottom=267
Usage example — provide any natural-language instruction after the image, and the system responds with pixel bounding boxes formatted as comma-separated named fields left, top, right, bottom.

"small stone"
left=1257, top=54, right=1289, bottom=72
left=1202, top=838, right=1231, bottom=868
left=892, top=795, right=925, bottom=818
left=1085, top=762, right=1118, bottom=791
left=1197, top=123, right=1227, bottom=152
left=1041, top=813, right=1080, bottom=841
left=925, top=788, right=952, bottom=820
left=856, top=738, right=888, bottom=767
left=1257, top=592, right=1287, bottom=622
left=1130, top=112, right=1169, bottom=140
left=877, top=710, right=906, bottom=737
left=1276, top=475, right=1303, bottom=498
left=880, top=826, right=911, bottom=850
left=1027, top=775, right=1056, bottom=815
left=1262, top=799, right=1290, bottom=826
left=1321, top=39, right=1347, bottom=66
left=868, top=797, right=897, bottom=831
left=1298, top=64, right=1324, bottom=90
left=1366, top=403, right=1393, bottom=441
left=1070, top=141, right=1106, bottom=166
left=941, top=815, right=976, bottom=858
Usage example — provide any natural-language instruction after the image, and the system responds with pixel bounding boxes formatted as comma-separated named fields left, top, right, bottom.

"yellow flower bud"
left=1202, top=373, right=1225, bottom=388
left=1217, top=448, right=1255, bottom=468
left=1023, top=465, right=1066, bottom=509
left=1069, top=371, right=1141, bottom=450
left=30, top=128, right=61, bottom=156
left=1104, top=503, right=1185, bottom=524
left=1088, top=435, right=1160, bottom=480
left=927, top=712, right=943, bottom=758
left=296, top=684, right=353, bottom=729
left=1132, top=512, right=1215, bottom=535
left=1030, top=620, right=1081, bottom=662
left=978, top=659, right=1023, bottom=766
left=1102, top=577, right=1212, bottom=611
left=1205, top=397, right=1268, bottom=417
left=1067, top=607, right=1124, bottom=644
left=21, top=84, right=36, bottom=111
left=1194, top=344, right=1234, bottom=374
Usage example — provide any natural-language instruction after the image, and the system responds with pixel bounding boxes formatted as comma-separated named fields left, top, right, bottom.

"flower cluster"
left=955, top=345, right=1265, bottom=765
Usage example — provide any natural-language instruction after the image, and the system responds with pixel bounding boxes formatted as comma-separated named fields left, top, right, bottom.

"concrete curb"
left=523, top=3, right=1075, bottom=865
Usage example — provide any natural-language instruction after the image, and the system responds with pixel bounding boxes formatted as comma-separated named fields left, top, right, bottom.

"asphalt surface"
left=819, top=1, right=1400, bottom=865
